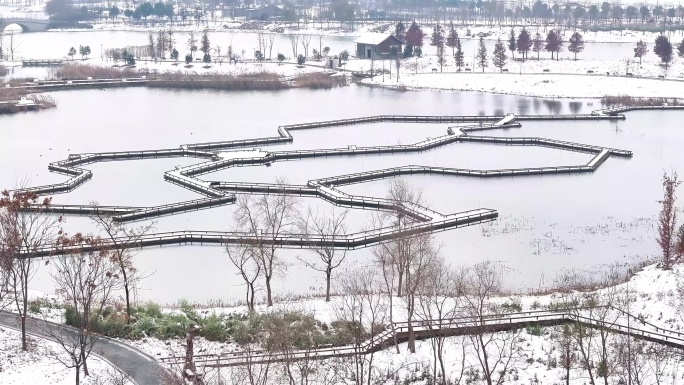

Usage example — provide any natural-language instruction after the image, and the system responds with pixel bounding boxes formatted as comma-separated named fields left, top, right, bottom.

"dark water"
left=0, top=86, right=675, bottom=303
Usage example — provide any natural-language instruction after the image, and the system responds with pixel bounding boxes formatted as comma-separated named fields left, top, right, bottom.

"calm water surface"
left=0, top=86, right=677, bottom=304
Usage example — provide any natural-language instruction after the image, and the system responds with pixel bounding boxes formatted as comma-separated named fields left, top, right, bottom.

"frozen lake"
left=0, top=86, right=678, bottom=304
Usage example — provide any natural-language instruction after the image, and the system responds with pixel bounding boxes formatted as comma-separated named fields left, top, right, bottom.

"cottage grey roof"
left=353, top=33, right=395, bottom=45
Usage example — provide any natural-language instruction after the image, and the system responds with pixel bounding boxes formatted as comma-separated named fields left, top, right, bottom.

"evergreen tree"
left=508, top=28, right=516, bottom=59
left=200, top=29, right=211, bottom=56
left=187, top=31, right=198, bottom=58
left=431, top=24, right=446, bottom=72
left=568, top=32, right=585, bottom=60
left=533, top=32, right=544, bottom=60
left=633, top=40, right=648, bottom=65
left=476, top=36, right=488, bottom=72
left=678, top=38, right=684, bottom=58
left=68, top=47, right=77, bottom=60
left=654, top=35, right=673, bottom=67
left=492, top=38, right=507, bottom=71
left=455, top=36, right=464, bottom=69
left=446, top=22, right=458, bottom=57
left=395, top=21, right=406, bottom=41
left=405, top=21, right=425, bottom=56
left=517, top=28, right=532, bottom=62
left=545, top=29, right=563, bottom=60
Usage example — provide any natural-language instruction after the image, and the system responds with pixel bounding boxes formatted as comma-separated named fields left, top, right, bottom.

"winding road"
left=0, top=311, right=166, bottom=385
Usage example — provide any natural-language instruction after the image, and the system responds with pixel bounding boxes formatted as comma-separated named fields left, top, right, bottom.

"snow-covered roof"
left=353, top=33, right=395, bottom=45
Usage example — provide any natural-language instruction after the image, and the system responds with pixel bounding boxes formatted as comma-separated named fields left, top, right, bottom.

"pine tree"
left=455, top=36, right=464, bottom=70
left=517, top=28, right=532, bottom=62
left=508, top=28, right=516, bottom=59
left=533, top=32, right=544, bottom=60
left=633, top=40, right=648, bottom=65
left=187, top=31, right=198, bottom=58
left=492, top=38, right=507, bottom=71
left=446, top=22, right=458, bottom=57
left=431, top=24, right=446, bottom=72
left=200, top=29, right=211, bottom=56
left=568, top=32, right=585, bottom=60
left=405, top=21, right=425, bottom=56
left=654, top=35, right=673, bottom=67
left=678, top=38, right=684, bottom=58
left=395, top=21, right=406, bottom=41
left=476, top=36, right=488, bottom=72
left=545, top=29, right=563, bottom=60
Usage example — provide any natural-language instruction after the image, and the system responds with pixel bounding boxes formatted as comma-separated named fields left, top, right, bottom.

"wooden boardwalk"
left=158, top=306, right=684, bottom=368
left=16, top=109, right=654, bottom=255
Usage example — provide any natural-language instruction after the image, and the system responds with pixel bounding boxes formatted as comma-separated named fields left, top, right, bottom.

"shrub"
left=202, top=314, right=228, bottom=342
left=97, top=314, right=130, bottom=338
left=526, top=324, right=544, bottom=336
left=297, top=54, right=306, bottom=65
left=157, top=314, right=192, bottom=340
left=130, top=316, right=158, bottom=339
left=139, top=302, right=163, bottom=319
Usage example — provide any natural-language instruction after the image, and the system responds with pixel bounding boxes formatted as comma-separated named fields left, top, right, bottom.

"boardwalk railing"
left=158, top=306, right=684, bottom=368
left=19, top=208, right=498, bottom=257
left=15, top=110, right=642, bottom=252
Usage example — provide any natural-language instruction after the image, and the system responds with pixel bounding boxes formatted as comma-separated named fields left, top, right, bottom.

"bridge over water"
left=0, top=18, right=50, bottom=32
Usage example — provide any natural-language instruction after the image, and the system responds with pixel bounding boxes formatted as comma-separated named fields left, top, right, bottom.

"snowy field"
left=0, top=326, right=132, bottom=385
left=127, top=261, right=684, bottom=384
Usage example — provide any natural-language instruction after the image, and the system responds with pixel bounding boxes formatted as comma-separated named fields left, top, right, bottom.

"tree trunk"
left=479, top=334, right=493, bottom=385
left=325, top=269, right=331, bottom=302
left=396, top=272, right=403, bottom=297
left=437, top=338, right=447, bottom=384
left=20, top=315, right=27, bottom=351
left=75, top=366, right=80, bottom=385
left=407, top=319, right=415, bottom=353
left=266, top=275, right=273, bottom=306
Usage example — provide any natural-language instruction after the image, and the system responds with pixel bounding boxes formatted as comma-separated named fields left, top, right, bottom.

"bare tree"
left=267, top=34, right=276, bottom=60
left=372, top=180, right=433, bottom=354
left=402, top=233, right=438, bottom=353
left=289, top=34, right=300, bottom=58
left=463, top=261, right=520, bottom=385
left=232, top=179, right=299, bottom=306
left=90, top=204, right=153, bottom=323
left=49, top=233, right=120, bottom=385
left=334, top=268, right=386, bottom=385
left=226, top=244, right=261, bottom=312
left=557, top=324, right=576, bottom=385
left=417, top=259, right=464, bottom=383
left=0, top=190, right=61, bottom=351
left=297, top=207, right=349, bottom=302
left=256, top=33, right=266, bottom=61
left=301, top=35, right=312, bottom=58
left=658, top=171, right=680, bottom=270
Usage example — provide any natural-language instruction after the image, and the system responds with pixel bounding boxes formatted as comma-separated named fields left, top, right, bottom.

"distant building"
left=353, top=33, right=403, bottom=59
left=247, top=4, right=283, bottom=20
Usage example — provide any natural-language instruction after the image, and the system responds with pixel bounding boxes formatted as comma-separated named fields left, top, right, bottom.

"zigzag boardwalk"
left=13, top=108, right=665, bottom=256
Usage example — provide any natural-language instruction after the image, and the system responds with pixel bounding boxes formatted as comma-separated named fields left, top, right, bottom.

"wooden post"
left=183, top=324, right=202, bottom=383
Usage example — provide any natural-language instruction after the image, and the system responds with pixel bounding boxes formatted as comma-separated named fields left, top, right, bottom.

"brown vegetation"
left=601, top=95, right=682, bottom=107
left=292, top=73, right=348, bottom=89
left=150, top=71, right=288, bottom=91
left=54, top=63, right=137, bottom=80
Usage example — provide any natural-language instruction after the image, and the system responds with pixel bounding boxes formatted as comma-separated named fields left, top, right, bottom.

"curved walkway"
left=0, top=311, right=165, bottom=385
left=159, top=306, right=684, bottom=368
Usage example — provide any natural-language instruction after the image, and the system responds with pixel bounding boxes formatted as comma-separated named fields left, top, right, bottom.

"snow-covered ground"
left=0, top=326, right=132, bottom=385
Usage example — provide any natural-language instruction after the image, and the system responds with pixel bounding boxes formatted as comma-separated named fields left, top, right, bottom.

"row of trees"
left=0, top=191, right=150, bottom=385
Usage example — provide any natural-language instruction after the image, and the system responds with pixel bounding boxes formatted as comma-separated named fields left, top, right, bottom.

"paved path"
left=0, top=311, right=166, bottom=385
